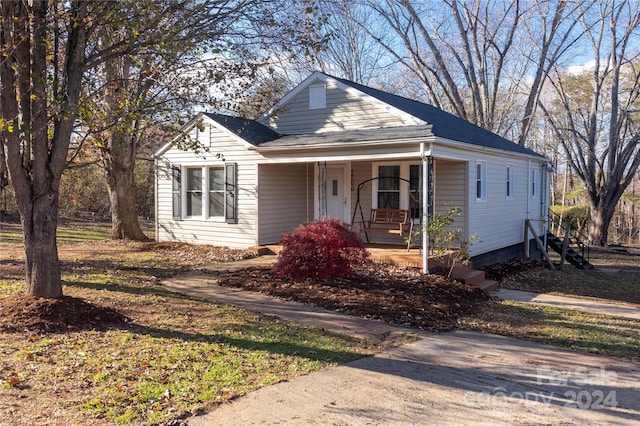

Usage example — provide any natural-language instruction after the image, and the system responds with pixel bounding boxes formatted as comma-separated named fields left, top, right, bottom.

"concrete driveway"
left=187, top=330, right=639, bottom=425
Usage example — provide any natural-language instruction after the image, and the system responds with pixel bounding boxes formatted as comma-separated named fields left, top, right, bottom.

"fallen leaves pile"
left=480, top=257, right=542, bottom=281
left=0, top=294, right=130, bottom=333
left=217, top=262, right=489, bottom=332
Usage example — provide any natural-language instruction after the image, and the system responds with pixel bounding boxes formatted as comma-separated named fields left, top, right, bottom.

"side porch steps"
left=429, top=255, right=498, bottom=294
left=546, top=231, right=594, bottom=269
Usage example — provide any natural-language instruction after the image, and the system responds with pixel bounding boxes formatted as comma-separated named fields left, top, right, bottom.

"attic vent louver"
left=309, top=84, right=326, bottom=110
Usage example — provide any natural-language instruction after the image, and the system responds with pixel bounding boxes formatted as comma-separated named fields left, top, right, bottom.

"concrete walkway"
left=165, top=266, right=412, bottom=346
left=161, top=257, right=640, bottom=425
left=494, top=288, right=640, bottom=320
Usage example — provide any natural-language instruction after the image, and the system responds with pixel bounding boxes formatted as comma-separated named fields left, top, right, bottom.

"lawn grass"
left=0, top=217, right=154, bottom=243
left=499, top=249, right=640, bottom=305
left=461, top=245, right=640, bottom=362
left=461, top=300, right=640, bottom=362
left=0, top=223, right=378, bottom=425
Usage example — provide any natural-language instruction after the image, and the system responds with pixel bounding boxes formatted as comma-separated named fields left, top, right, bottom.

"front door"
left=326, top=166, right=346, bottom=221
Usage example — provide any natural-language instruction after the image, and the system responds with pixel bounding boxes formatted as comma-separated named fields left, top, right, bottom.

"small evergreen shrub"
left=273, top=218, right=369, bottom=281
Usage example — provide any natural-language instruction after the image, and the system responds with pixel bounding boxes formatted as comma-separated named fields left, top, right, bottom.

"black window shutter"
left=225, top=163, right=237, bottom=223
left=172, top=165, right=181, bottom=219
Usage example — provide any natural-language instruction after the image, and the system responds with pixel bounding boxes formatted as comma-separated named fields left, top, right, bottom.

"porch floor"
left=254, top=243, right=426, bottom=269
left=365, top=244, right=424, bottom=268
left=252, top=244, right=498, bottom=293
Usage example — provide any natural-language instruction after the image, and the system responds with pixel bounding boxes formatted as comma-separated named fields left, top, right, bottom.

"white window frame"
left=506, top=164, right=514, bottom=200
left=531, top=167, right=539, bottom=199
left=476, top=160, right=487, bottom=202
left=309, top=84, right=327, bottom=110
left=372, top=162, right=421, bottom=211
left=185, top=167, right=203, bottom=218
left=208, top=166, right=225, bottom=219
left=180, top=164, right=237, bottom=222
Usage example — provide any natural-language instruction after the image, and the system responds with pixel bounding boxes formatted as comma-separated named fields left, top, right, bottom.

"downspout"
left=527, top=160, right=531, bottom=219
left=154, top=158, right=159, bottom=241
left=542, top=162, right=551, bottom=244
left=421, top=143, right=429, bottom=274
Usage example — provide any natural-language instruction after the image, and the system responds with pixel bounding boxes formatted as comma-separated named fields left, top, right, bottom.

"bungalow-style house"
left=154, top=72, right=550, bottom=272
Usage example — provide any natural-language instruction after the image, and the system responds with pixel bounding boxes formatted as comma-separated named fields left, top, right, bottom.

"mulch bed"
left=0, top=294, right=130, bottom=333
left=217, top=262, right=489, bottom=332
left=480, top=257, right=543, bottom=281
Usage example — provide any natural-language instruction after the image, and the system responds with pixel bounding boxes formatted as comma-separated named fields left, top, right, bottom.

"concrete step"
left=477, top=279, right=499, bottom=294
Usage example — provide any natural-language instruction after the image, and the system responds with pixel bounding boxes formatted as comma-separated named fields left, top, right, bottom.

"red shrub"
left=272, top=218, right=369, bottom=281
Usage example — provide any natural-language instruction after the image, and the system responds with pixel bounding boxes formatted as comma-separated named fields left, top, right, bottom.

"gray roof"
left=204, top=113, right=281, bottom=146
left=331, top=75, right=542, bottom=157
left=256, top=125, right=433, bottom=148
left=204, top=75, right=543, bottom=158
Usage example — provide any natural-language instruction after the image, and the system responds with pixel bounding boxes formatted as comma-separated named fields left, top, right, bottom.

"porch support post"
left=318, top=161, right=327, bottom=218
left=420, top=143, right=429, bottom=273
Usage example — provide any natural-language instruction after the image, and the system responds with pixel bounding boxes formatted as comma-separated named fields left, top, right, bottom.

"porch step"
left=456, top=269, right=486, bottom=286
left=249, top=245, right=281, bottom=256
left=476, top=279, right=499, bottom=293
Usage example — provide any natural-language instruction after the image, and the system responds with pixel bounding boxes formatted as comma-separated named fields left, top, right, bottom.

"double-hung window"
left=476, top=161, right=487, bottom=201
left=172, top=164, right=237, bottom=222
left=377, top=165, right=400, bottom=209
left=373, top=163, right=422, bottom=217
left=506, top=164, right=514, bottom=200
left=186, top=168, right=203, bottom=217
left=208, top=167, right=225, bottom=217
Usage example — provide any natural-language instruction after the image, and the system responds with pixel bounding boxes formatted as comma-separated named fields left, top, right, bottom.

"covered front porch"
left=255, top=243, right=497, bottom=293
left=257, top=155, right=469, bottom=273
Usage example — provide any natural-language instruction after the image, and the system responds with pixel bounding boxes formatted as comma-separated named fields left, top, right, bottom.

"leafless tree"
left=539, top=0, right=640, bottom=246
left=361, top=0, right=583, bottom=145
left=312, top=0, right=395, bottom=85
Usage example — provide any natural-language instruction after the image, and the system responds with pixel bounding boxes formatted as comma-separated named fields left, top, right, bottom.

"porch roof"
left=251, top=124, right=434, bottom=150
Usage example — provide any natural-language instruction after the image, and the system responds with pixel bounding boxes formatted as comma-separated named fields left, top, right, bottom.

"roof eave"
left=153, top=112, right=209, bottom=158
left=251, top=137, right=430, bottom=152
left=433, top=136, right=547, bottom=161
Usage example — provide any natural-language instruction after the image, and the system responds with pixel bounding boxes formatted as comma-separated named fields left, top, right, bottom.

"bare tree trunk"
left=102, top=136, right=148, bottom=240
left=22, top=194, right=62, bottom=298
left=588, top=203, right=615, bottom=247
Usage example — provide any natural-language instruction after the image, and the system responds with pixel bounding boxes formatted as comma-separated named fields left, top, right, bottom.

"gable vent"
left=309, top=84, right=326, bottom=110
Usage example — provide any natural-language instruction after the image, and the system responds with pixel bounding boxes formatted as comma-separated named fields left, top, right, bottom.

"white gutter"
left=421, top=142, right=429, bottom=274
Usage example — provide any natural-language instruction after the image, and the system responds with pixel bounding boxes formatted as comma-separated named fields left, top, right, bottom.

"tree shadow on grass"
left=64, top=278, right=201, bottom=302
left=62, top=278, right=369, bottom=365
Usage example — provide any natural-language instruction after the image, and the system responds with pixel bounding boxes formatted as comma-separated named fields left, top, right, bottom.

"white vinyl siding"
left=433, top=160, right=466, bottom=234
left=466, top=154, right=545, bottom=257
left=257, top=163, right=314, bottom=244
left=261, top=81, right=410, bottom=134
left=350, top=161, right=372, bottom=224
left=156, top=123, right=260, bottom=249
